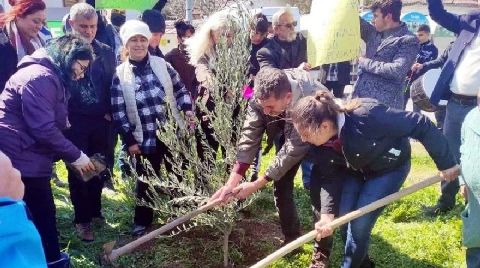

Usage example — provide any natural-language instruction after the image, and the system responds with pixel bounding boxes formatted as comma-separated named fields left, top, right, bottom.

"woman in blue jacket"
left=290, top=90, right=460, bottom=268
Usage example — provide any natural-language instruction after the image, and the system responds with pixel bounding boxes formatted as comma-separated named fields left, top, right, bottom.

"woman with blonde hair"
left=185, top=9, right=238, bottom=160
left=290, top=90, right=460, bottom=268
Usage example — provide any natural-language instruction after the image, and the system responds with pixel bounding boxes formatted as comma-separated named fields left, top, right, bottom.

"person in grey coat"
left=353, top=0, right=420, bottom=110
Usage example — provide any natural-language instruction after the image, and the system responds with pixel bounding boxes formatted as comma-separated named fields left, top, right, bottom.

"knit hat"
left=119, top=20, right=152, bottom=44
left=140, top=9, right=166, bottom=33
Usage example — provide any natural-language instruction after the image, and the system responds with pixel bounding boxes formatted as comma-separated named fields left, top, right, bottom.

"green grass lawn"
left=52, top=142, right=466, bottom=268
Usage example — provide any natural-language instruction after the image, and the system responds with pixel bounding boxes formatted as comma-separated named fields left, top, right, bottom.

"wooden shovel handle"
left=250, top=175, right=443, bottom=268
left=106, top=200, right=221, bottom=262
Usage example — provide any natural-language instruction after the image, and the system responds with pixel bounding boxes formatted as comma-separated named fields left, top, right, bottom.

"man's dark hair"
left=370, top=0, right=402, bottom=22
left=417, top=24, right=431, bottom=33
left=252, top=13, right=269, bottom=34
left=140, top=9, right=166, bottom=33
left=174, top=19, right=195, bottom=38
left=254, top=68, right=291, bottom=100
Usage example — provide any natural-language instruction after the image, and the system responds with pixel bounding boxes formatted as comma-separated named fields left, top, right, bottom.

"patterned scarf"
left=6, top=21, right=45, bottom=60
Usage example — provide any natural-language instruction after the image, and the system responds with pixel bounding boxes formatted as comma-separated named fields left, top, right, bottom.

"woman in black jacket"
left=290, top=90, right=460, bottom=268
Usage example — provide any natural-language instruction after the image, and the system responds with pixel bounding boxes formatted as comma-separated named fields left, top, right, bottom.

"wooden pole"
left=251, top=175, right=443, bottom=268
left=103, top=199, right=223, bottom=263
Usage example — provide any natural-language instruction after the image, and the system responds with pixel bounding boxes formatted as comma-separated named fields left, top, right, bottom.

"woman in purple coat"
left=0, top=34, right=95, bottom=268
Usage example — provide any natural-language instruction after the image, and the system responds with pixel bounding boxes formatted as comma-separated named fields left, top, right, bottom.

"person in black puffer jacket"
left=290, top=90, right=460, bottom=268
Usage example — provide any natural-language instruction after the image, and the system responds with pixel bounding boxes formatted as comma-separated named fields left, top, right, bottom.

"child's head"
left=416, top=24, right=431, bottom=44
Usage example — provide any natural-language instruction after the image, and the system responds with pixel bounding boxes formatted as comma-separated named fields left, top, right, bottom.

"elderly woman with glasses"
left=0, top=34, right=96, bottom=268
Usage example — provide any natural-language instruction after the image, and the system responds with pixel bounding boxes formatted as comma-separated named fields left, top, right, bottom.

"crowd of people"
left=0, top=0, right=479, bottom=267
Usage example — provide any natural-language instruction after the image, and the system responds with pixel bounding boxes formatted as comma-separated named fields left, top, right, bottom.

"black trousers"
left=22, top=177, right=61, bottom=263
left=133, top=140, right=172, bottom=226
left=64, top=115, right=110, bottom=224
left=273, top=134, right=302, bottom=241
left=325, top=80, right=347, bottom=98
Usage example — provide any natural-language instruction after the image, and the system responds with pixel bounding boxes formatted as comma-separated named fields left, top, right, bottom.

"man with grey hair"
left=257, top=7, right=310, bottom=71
left=65, top=2, right=116, bottom=242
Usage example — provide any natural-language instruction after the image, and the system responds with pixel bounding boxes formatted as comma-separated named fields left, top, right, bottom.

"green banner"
left=95, top=0, right=157, bottom=10
left=47, top=21, right=64, bottom=38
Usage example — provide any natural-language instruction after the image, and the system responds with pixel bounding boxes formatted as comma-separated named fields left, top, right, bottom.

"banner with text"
left=307, top=0, right=361, bottom=66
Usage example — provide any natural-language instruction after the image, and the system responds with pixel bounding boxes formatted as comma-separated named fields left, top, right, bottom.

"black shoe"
left=423, top=204, right=453, bottom=217
left=131, top=224, right=148, bottom=236
left=359, top=256, right=375, bottom=268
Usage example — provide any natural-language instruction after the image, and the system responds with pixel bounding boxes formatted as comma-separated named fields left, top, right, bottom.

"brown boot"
left=309, top=246, right=330, bottom=268
left=75, top=223, right=94, bottom=242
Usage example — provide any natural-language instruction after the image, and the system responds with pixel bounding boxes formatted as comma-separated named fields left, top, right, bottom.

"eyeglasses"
left=76, top=60, right=89, bottom=76
left=276, top=21, right=297, bottom=29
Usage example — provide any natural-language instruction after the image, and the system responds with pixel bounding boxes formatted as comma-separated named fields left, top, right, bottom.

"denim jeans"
left=301, top=160, right=313, bottom=190
left=467, top=248, right=480, bottom=268
left=437, top=99, right=475, bottom=209
left=339, top=161, right=411, bottom=268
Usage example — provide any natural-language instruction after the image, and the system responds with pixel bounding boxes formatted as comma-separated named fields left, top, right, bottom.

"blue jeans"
left=437, top=99, right=475, bottom=209
left=301, top=160, right=313, bottom=190
left=467, top=248, right=480, bottom=268
left=339, top=161, right=411, bottom=268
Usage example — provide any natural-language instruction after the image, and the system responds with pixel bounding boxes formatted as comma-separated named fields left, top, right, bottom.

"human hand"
left=104, top=114, right=112, bottom=122
left=460, top=184, right=468, bottom=201
left=185, top=111, right=196, bottom=130
left=298, top=62, right=312, bottom=71
left=411, top=63, right=424, bottom=73
left=208, top=184, right=236, bottom=204
left=315, top=214, right=334, bottom=240
left=439, top=165, right=460, bottom=182
left=128, top=144, right=142, bottom=156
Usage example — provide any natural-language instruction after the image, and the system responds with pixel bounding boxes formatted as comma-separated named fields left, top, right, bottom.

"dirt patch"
left=172, top=218, right=283, bottom=267
left=107, top=219, right=284, bottom=267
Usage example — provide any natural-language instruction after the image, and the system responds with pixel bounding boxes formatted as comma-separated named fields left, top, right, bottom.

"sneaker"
left=423, top=204, right=453, bottom=217
left=309, top=247, right=330, bottom=268
left=131, top=224, right=148, bottom=236
left=75, top=223, right=94, bottom=242
left=47, top=252, right=70, bottom=268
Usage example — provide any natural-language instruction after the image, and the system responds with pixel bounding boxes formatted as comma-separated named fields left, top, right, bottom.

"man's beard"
left=285, top=32, right=297, bottom=42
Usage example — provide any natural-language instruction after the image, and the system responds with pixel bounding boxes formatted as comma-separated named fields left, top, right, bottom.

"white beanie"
left=120, top=20, right=152, bottom=44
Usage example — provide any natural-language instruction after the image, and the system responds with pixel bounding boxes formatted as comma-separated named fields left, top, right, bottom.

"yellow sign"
left=307, top=0, right=361, bottom=66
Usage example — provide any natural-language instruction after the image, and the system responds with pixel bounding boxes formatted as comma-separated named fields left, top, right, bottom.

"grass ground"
left=52, top=142, right=466, bottom=268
